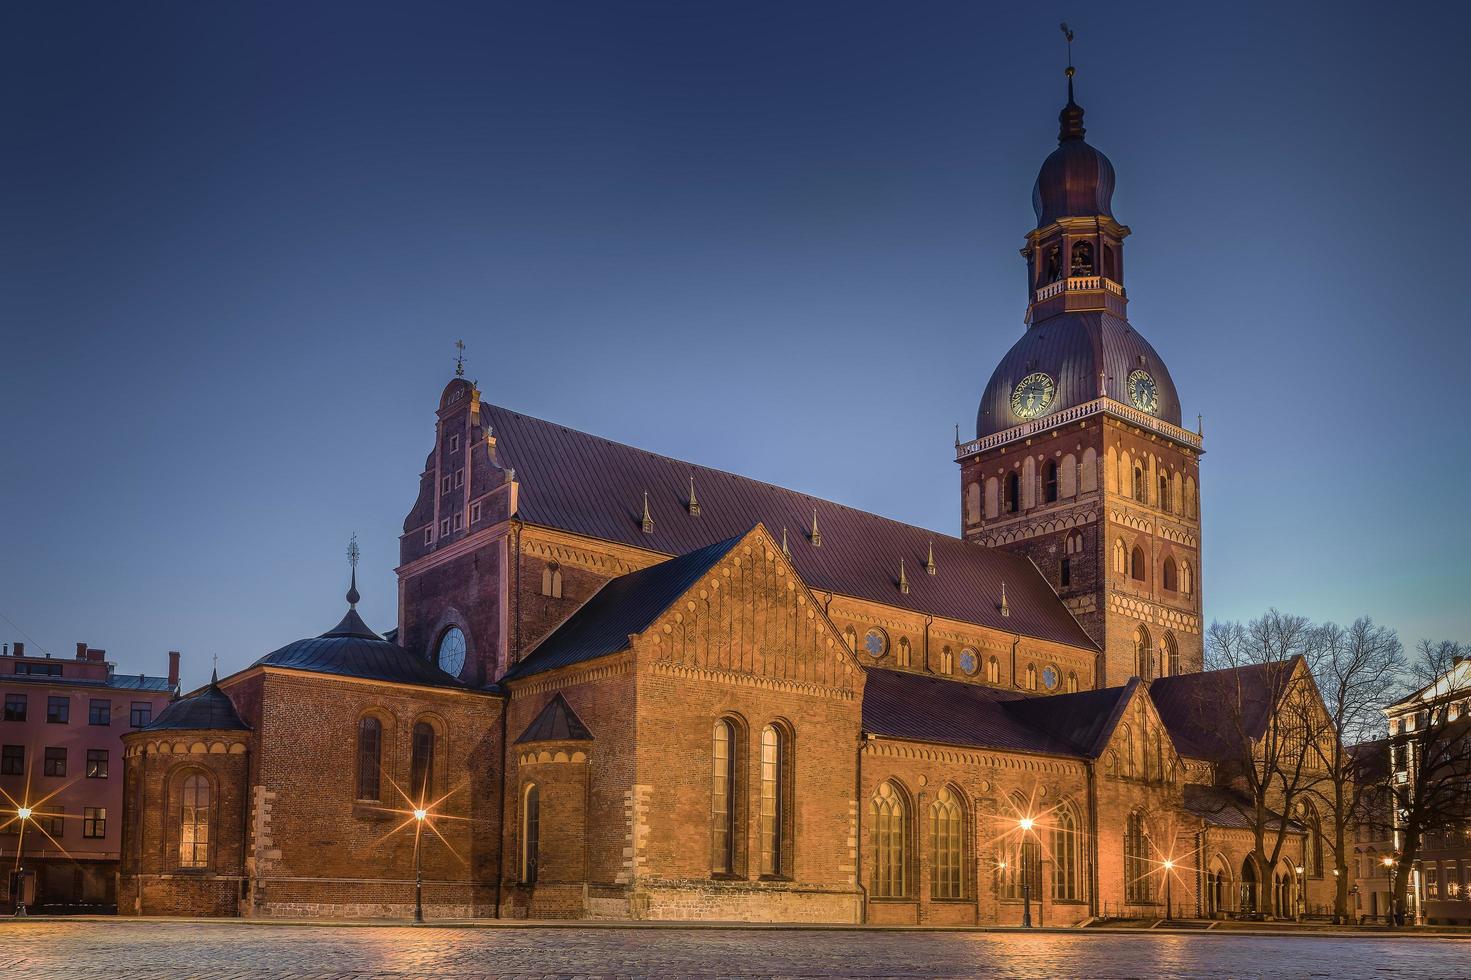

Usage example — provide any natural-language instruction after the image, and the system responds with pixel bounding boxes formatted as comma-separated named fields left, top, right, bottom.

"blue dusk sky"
left=3, top=2, right=1467, bottom=690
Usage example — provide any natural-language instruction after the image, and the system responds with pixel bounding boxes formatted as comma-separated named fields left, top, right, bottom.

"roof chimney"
left=88, top=648, right=105, bottom=662
left=168, top=651, right=180, bottom=688
left=12, top=642, right=21, bottom=657
left=76, top=642, right=88, bottom=660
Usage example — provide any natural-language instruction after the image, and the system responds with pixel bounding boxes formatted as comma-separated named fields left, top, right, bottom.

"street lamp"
left=412, top=808, right=427, bottom=923
left=1295, top=865, right=1305, bottom=921
left=1017, top=817, right=1035, bottom=929
left=13, top=807, right=31, bottom=917
left=1382, top=855, right=1398, bottom=926
left=1162, top=859, right=1175, bottom=922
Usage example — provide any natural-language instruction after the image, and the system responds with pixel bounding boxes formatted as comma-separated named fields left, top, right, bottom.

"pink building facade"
left=1, top=641, right=177, bottom=911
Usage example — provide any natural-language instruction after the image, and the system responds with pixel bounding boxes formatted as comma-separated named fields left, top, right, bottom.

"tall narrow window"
left=711, top=720, right=736, bottom=875
left=410, top=722, right=435, bottom=800
left=1162, top=557, right=1178, bottom=591
left=986, top=656, right=1000, bottom=684
left=1004, top=472, right=1020, bottom=514
left=1052, top=805, right=1080, bottom=901
left=759, top=725, right=783, bottom=876
left=1158, top=473, right=1171, bottom=512
left=1113, top=539, right=1127, bottom=575
left=871, top=781, right=908, bottom=898
left=521, top=784, right=539, bottom=884
left=178, top=773, right=210, bottom=869
left=931, top=787, right=964, bottom=899
left=1163, top=632, right=1179, bottom=677
left=1044, top=461, right=1059, bottom=503
left=1125, top=810, right=1154, bottom=904
left=1134, top=627, right=1154, bottom=680
left=1133, top=465, right=1146, bottom=501
left=1130, top=546, right=1147, bottom=581
left=356, top=716, right=382, bottom=802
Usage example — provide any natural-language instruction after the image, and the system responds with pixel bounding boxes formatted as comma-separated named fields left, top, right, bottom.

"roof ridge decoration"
left=810, top=508, right=821, bottom=548
left=641, top=490, right=654, bottom=534
left=926, top=540, right=937, bottom=576
left=898, top=558, right=909, bottom=596
left=688, top=475, right=700, bottom=517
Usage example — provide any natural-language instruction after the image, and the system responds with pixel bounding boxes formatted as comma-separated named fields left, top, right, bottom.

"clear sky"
left=3, top=2, right=1467, bottom=690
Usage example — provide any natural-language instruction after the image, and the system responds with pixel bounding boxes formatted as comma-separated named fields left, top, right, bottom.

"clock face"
left=1127, top=369, right=1159, bottom=414
left=1010, top=372, right=1056, bottom=420
left=436, top=627, right=466, bottom=677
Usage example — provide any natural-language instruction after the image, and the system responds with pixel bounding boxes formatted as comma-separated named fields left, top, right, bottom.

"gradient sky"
left=4, top=2, right=1468, bottom=691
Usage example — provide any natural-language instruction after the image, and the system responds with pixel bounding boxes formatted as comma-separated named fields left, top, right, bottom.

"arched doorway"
left=1240, top=856, right=1258, bottom=914
left=1205, top=856, right=1232, bottom=917
left=1273, top=864, right=1293, bottom=919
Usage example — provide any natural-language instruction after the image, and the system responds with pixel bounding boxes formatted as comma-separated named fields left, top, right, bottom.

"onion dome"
left=143, top=674, right=249, bottom=731
left=976, top=312, right=1182, bottom=439
left=1031, top=82, right=1116, bottom=228
left=250, top=572, right=465, bottom=688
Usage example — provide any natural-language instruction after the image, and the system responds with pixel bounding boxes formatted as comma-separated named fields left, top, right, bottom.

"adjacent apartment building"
left=1, top=641, right=178, bottom=911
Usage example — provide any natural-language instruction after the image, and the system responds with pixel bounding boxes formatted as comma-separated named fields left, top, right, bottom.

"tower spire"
left=346, top=533, right=361, bottom=608
left=454, top=339, right=466, bottom=378
left=1057, top=22, right=1085, bottom=141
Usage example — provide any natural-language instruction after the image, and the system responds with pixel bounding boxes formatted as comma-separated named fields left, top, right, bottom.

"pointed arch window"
left=711, top=719, right=737, bottom=875
left=541, top=561, right=563, bottom=598
left=896, top=637, right=912, bottom=668
left=1066, top=671, right=1079, bottom=693
left=178, top=772, right=210, bottom=869
left=1004, top=472, right=1020, bottom=514
left=1052, top=804, right=1081, bottom=901
left=871, top=781, right=910, bottom=898
left=1025, top=663, right=1038, bottom=691
left=1158, top=473, right=1171, bottom=513
left=1133, top=465, right=1146, bottom=501
left=931, top=787, right=965, bottom=899
left=985, top=656, right=1000, bottom=684
left=1113, top=538, right=1127, bottom=575
left=1125, top=810, right=1154, bottom=904
left=1044, top=461, right=1059, bottom=503
left=1162, top=557, right=1178, bottom=592
left=1162, top=632, right=1179, bottom=678
left=521, top=783, right=540, bottom=884
left=1134, top=626, right=1154, bottom=680
left=758, top=725, right=787, bottom=877
left=1181, top=562, right=1194, bottom=596
left=356, top=716, right=382, bottom=802
left=1130, top=546, right=1147, bottom=581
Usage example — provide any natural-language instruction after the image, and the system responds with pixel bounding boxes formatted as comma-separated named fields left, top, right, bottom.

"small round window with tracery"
left=863, top=628, right=888, bottom=658
left=959, top=648, right=978, bottom=675
left=1042, top=665, right=1060, bottom=691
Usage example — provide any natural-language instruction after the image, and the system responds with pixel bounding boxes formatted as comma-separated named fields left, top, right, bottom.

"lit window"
left=86, top=749, right=108, bottom=779
left=870, top=781, right=909, bottom=898
left=1125, top=810, right=1153, bottom=903
left=759, top=725, right=784, bottom=876
left=711, top=720, right=736, bottom=875
left=521, top=784, right=540, bottom=884
left=178, top=773, right=210, bottom=868
left=83, top=806, right=106, bottom=839
left=931, top=787, right=964, bottom=899
left=1053, top=805, right=1081, bottom=901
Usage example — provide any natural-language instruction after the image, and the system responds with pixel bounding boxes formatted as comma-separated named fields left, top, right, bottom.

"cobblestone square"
left=0, top=921, right=1468, bottom=979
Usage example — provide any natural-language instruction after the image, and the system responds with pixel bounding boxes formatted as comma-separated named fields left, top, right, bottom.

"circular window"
left=959, top=648, right=979, bottom=675
left=863, top=628, right=888, bottom=658
left=436, top=627, right=466, bottom=678
left=1041, top=665, right=1060, bottom=691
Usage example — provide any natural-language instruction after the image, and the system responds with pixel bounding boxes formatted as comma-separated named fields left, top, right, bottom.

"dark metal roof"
left=480, top=404, right=1096, bottom=652
left=142, top=682, right=249, bottom=732
left=4, top=672, right=174, bottom=692
left=1182, top=783, right=1303, bottom=833
left=251, top=606, right=466, bottom=690
left=106, top=673, right=176, bottom=692
left=1149, top=661, right=1294, bottom=762
left=1032, top=130, right=1116, bottom=227
left=515, top=692, right=594, bottom=743
left=976, top=311, right=1183, bottom=437
left=861, top=668, right=1132, bottom=758
left=503, top=536, right=743, bottom=681
left=1349, top=738, right=1389, bottom=783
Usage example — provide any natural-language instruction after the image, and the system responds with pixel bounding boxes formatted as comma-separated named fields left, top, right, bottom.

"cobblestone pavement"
left=0, top=920, right=1467, bottom=979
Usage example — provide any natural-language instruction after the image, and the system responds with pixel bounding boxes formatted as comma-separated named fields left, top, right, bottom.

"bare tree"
left=1306, top=618, right=1404, bottom=922
left=1204, top=610, right=1335, bottom=917
left=1382, top=640, right=1471, bottom=926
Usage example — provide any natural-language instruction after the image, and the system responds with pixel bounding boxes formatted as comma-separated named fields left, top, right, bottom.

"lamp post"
left=1162, top=859, right=1174, bottom=922
left=1382, top=855, right=1397, bottom=926
left=1018, top=817, right=1034, bottom=929
left=13, top=807, right=31, bottom=917
left=1295, top=865, right=1305, bottom=922
left=412, top=808, right=427, bottom=923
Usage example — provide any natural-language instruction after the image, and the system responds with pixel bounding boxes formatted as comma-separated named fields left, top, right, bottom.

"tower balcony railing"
left=957, top=397, right=1203, bottom=459
left=1033, top=276, right=1123, bottom=303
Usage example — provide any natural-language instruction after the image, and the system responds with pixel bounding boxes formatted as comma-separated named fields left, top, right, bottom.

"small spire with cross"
left=211, top=652, right=219, bottom=685
left=454, top=339, right=466, bottom=378
left=346, top=533, right=361, bottom=608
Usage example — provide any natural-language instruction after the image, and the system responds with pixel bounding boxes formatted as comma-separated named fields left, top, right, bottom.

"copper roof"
left=481, top=404, right=1095, bottom=652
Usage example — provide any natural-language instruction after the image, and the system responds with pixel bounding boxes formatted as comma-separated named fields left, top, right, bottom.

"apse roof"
left=141, top=680, right=249, bottom=732
left=515, top=693, right=594, bottom=743
left=479, top=404, right=1096, bottom=653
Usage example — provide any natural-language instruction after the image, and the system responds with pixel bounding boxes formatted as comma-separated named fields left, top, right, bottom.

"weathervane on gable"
left=454, top=339, right=466, bottom=378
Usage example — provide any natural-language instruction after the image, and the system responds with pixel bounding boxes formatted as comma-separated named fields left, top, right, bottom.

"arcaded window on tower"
left=1044, top=461, right=1059, bottom=503
left=1130, top=546, right=1146, bottom=581
left=1158, top=474, right=1171, bottom=513
left=1004, top=472, right=1020, bottom=514
left=1070, top=241, right=1094, bottom=277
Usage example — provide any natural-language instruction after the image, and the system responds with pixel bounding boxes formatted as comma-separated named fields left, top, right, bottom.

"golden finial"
left=781, top=527, right=790, bottom=559
left=688, top=475, right=700, bottom=517
left=926, top=540, right=937, bottom=576
left=899, top=558, right=910, bottom=595
left=810, top=508, right=822, bottom=547
left=641, top=491, right=654, bottom=534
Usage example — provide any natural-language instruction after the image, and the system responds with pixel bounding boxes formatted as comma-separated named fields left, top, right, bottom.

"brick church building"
left=118, top=71, right=1338, bottom=923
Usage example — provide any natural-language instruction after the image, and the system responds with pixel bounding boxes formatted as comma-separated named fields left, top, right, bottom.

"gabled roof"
left=1150, top=660, right=1297, bottom=762
left=515, top=692, right=593, bottom=743
left=479, top=404, right=1096, bottom=652
left=502, top=535, right=744, bottom=682
left=1182, top=783, right=1303, bottom=833
left=142, top=680, right=249, bottom=732
left=861, top=668, right=1134, bottom=759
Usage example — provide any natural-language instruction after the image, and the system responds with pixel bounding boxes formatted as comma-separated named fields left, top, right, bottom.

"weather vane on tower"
left=454, top=339, right=466, bottom=378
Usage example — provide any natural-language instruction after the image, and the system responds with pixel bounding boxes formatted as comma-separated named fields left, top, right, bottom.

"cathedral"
left=117, top=70, right=1336, bottom=924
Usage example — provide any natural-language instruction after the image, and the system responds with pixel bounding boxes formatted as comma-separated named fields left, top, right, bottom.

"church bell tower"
left=956, top=50, right=1204, bottom=688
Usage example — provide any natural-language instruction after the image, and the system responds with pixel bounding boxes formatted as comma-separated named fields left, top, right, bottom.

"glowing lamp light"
left=1383, top=857, right=1395, bottom=868
left=1162, top=859, right=1174, bottom=870
left=1296, top=865, right=1305, bottom=875
left=413, top=808, right=428, bottom=822
left=1018, top=817, right=1034, bottom=832
left=16, top=807, right=31, bottom=821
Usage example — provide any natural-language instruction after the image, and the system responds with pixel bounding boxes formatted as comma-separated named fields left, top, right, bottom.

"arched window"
left=1004, top=472, right=1020, bottom=514
left=1043, top=461, right=1058, bottom=503
left=870, top=781, right=910, bottom=898
left=937, top=646, right=952, bottom=675
left=896, top=637, right=911, bottom=668
left=1185, top=477, right=1198, bottom=519
left=1130, top=546, right=1147, bottom=581
left=1301, top=803, right=1323, bottom=878
left=1162, top=557, right=1178, bottom=592
left=356, top=716, right=382, bottom=802
left=986, top=656, right=1000, bottom=684
left=1113, top=538, right=1127, bottom=574
left=1070, top=240, right=1094, bottom=276
left=1025, top=663, right=1038, bottom=691
left=1052, top=804, right=1081, bottom=901
left=1162, top=632, right=1179, bottom=678
left=758, top=725, right=786, bottom=877
left=1154, top=728, right=1166, bottom=782
left=1103, top=243, right=1117, bottom=280
left=1000, top=793, right=1041, bottom=900
left=410, top=721, right=435, bottom=800
left=1125, top=810, right=1154, bottom=904
left=540, top=561, right=563, bottom=598
left=178, top=772, right=210, bottom=869
left=1066, top=531, right=1084, bottom=555
left=1132, top=465, right=1146, bottom=501
left=1066, top=671, right=1079, bottom=693
left=711, top=719, right=736, bottom=875
left=931, top=787, right=965, bottom=899
left=1158, top=473, right=1171, bottom=513
left=1120, top=724, right=1135, bottom=775
left=1181, top=562, right=1194, bottom=596
left=1240, top=856, right=1259, bottom=913
left=1134, top=626, right=1154, bottom=680
left=521, top=783, right=540, bottom=884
